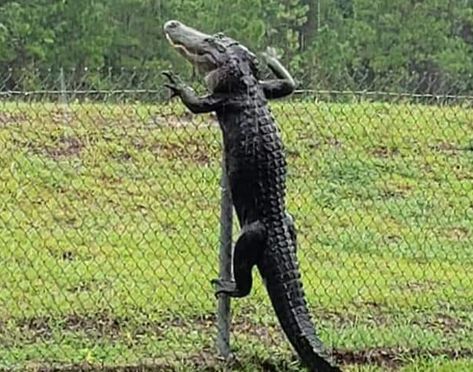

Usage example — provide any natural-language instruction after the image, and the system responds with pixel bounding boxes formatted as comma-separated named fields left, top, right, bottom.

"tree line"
left=1, top=0, right=472, bottom=94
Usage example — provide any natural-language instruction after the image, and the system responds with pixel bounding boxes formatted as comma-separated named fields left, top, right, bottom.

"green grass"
left=0, top=99, right=472, bottom=371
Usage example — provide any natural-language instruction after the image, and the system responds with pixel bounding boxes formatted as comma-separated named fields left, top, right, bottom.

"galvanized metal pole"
left=59, top=67, right=67, bottom=105
left=59, top=67, right=68, bottom=126
left=216, top=155, right=233, bottom=359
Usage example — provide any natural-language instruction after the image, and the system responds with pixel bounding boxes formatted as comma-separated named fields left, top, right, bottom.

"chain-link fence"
left=0, top=69, right=472, bottom=371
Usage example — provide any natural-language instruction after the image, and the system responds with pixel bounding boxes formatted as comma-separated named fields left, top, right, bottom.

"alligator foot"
left=211, top=278, right=245, bottom=298
left=162, top=70, right=185, bottom=98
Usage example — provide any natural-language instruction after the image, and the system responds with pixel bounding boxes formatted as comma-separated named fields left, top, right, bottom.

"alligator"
left=163, top=20, right=341, bottom=372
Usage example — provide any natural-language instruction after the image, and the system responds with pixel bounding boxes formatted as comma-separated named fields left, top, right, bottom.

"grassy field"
left=0, top=98, right=472, bottom=371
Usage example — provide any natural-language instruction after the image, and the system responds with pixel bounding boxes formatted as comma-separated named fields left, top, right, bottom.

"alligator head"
left=163, top=20, right=259, bottom=92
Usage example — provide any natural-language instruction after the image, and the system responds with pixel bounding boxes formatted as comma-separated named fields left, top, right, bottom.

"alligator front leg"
left=212, top=221, right=266, bottom=298
left=259, top=48, right=297, bottom=99
left=162, top=71, right=227, bottom=113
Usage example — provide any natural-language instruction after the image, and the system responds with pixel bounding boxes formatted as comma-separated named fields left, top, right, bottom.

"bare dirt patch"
left=324, top=137, right=343, bottom=148
left=418, top=313, right=468, bottom=335
left=140, top=138, right=218, bottom=165
left=10, top=304, right=470, bottom=343
left=18, top=134, right=84, bottom=159
left=21, top=347, right=473, bottom=371
left=150, top=112, right=219, bottom=128
left=402, top=280, right=438, bottom=293
left=5, top=309, right=472, bottom=370
left=14, top=312, right=126, bottom=342
left=384, top=234, right=402, bottom=245
left=445, top=227, right=470, bottom=241
left=299, top=136, right=343, bottom=151
left=46, top=136, right=83, bottom=158
left=380, top=188, right=408, bottom=199
left=49, top=109, right=76, bottom=126
left=429, top=141, right=464, bottom=155
left=334, top=347, right=473, bottom=370
left=372, top=145, right=400, bottom=158
left=0, top=112, right=28, bottom=127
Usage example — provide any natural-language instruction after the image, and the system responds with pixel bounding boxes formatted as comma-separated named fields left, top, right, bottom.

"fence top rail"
left=1, top=89, right=473, bottom=102
left=1, top=65, right=473, bottom=99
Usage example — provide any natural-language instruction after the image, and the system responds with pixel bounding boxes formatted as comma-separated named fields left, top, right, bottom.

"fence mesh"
left=0, top=69, right=472, bottom=371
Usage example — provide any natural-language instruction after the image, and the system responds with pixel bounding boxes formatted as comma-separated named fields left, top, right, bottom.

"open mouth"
left=165, top=32, right=218, bottom=70
left=165, top=33, right=174, bottom=45
left=165, top=33, right=193, bottom=55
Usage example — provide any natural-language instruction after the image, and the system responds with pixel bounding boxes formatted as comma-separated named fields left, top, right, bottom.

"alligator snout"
left=164, top=20, right=181, bottom=32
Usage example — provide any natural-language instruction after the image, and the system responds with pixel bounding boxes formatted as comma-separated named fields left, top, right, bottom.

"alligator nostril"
left=165, top=20, right=180, bottom=29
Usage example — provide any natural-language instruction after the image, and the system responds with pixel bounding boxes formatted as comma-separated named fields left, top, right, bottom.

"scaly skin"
left=163, top=20, right=341, bottom=372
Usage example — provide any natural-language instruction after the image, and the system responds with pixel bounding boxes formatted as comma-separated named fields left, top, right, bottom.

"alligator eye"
left=207, top=38, right=226, bottom=53
left=215, top=32, right=225, bottom=39
left=214, top=42, right=226, bottom=53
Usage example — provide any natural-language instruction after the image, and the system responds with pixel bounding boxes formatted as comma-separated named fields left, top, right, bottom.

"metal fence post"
left=216, top=155, right=233, bottom=359
left=59, top=67, right=67, bottom=105
left=59, top=67, right=69, bottom=126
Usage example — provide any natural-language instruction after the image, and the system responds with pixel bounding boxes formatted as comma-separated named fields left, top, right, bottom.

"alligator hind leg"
left=212, top=221, right=266, bottom=298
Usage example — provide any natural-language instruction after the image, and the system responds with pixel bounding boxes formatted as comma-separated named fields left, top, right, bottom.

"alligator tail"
left=259, top=237, right=341, bottom=371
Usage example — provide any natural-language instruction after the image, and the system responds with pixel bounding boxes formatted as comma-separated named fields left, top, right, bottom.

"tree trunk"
left=299, top=0, right=318, bottom=51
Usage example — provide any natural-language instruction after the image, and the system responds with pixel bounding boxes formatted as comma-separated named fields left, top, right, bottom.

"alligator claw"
left=163, top=83, right=179, bottom=98
left=211, top=278, right=237, bottom=298
left=161, top=70, right=175, bottom=81
left=162, top=70, right=182, bottom=84
left=265, top=46, right=279, bottom=59
left=162, top=71, right=184, bottom=99
left=260, top=47, right=280, bottom=64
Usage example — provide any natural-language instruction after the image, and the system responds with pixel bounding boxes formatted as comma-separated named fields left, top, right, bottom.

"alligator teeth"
left=165, top=33, right=174, bottom=45
left=165, top=33, right=194, bottom=56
